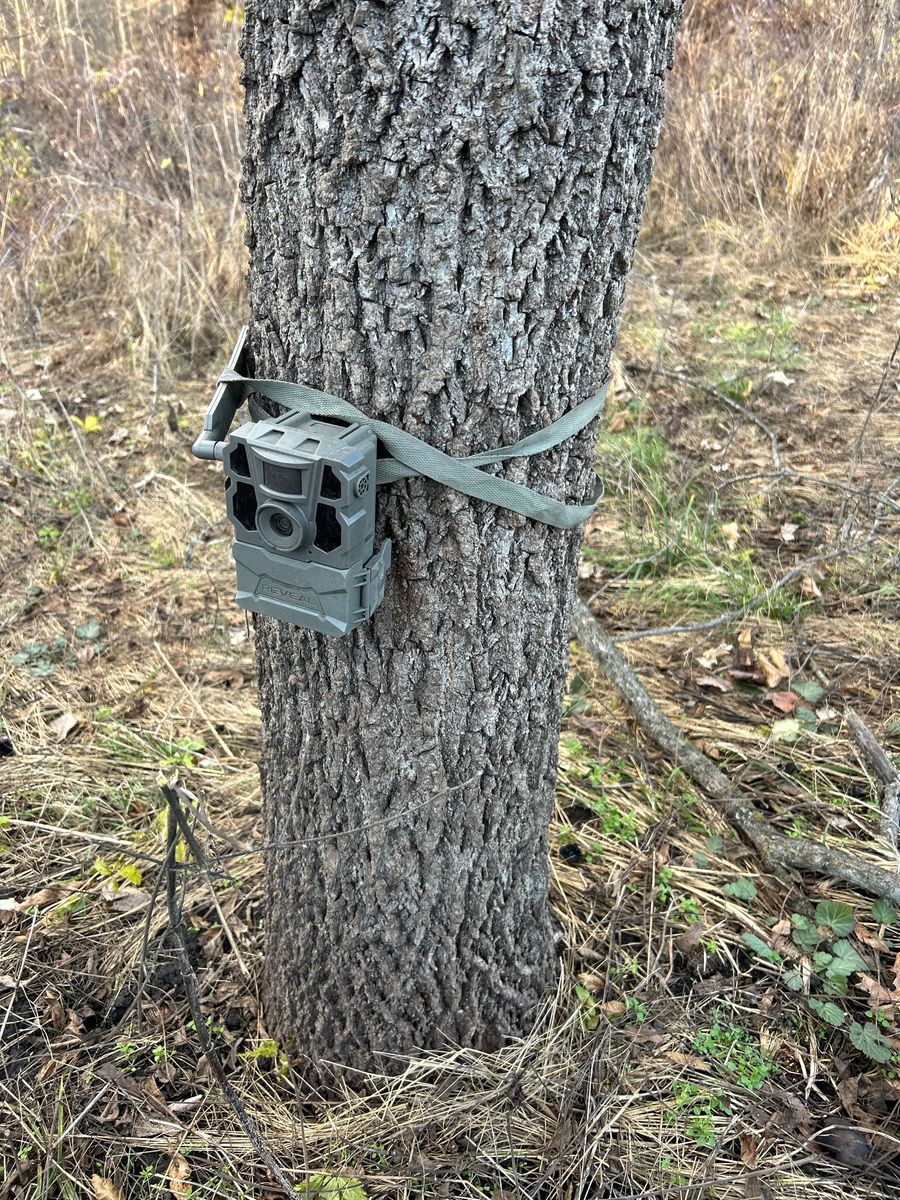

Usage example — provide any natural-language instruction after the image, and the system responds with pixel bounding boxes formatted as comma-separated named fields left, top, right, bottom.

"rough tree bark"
left=240, top=0, right=681, bottom=1077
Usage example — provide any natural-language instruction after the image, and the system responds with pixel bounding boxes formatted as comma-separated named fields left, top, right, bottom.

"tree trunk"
left=240, top=0, right=680, bottom=1078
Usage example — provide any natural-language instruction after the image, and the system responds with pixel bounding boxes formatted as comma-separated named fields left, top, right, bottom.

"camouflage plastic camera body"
left=223, top=412, right=391, bottom=637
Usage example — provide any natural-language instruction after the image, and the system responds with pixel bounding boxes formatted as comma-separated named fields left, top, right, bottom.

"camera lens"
left=258, top=501, right=309, bottom=552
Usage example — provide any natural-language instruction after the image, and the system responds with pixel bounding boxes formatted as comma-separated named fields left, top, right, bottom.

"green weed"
left=666, top=1083, right=731, bottom=1148
left=692, top=1019, right=777, bottom=1089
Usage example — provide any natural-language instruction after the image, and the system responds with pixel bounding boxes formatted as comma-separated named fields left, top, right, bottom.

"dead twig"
left=161, top=783, right=297, bottom=1199
left=845, top=708, right=900, bottom=852
left=573, top=602, right=900, bottom=904
left=161, top=778, right=250, bottom=977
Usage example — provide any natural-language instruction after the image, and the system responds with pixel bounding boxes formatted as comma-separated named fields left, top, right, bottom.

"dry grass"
left=648, top=0, right=900, bottom=272
left=2, top=1, right=900, bottom=1197
left=0, top=0, right=245, bottom=374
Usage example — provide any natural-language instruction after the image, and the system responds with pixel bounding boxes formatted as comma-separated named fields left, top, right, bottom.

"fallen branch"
left=572, top=602, right=900, bottom=904
left=846, top=709, right=900, bottom=852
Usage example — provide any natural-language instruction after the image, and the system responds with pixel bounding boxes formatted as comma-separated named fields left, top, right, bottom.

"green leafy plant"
left=692, top=1019, right=777, bottom=1090
left=296, top=1175, right=367, bottom=1198
left=625, top=996, right=648, bottom=1024
left=241, top=1037, right=290, bottom=1078
left=872, top=899, right=896, bottom=926
left=723, top=878, right=757, bottom=902
left=37, top=526, right=61, bottom=548
left=815, top=900, right=855, bottom=938
left=574, top=984, right=600, bottom=1032
left=10, top=637, right=68, bottom=676
left=742, top=932, right=780, bottom=965
left=665, top=1083, right=732, bottom=1148
left=741, top=902, right=898, bottom=1065
left=849, top=1021, right=893, bottom=1063
left=655, top=867, right=674, bottom=905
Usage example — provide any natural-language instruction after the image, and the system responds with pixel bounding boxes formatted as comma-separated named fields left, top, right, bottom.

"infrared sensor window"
left=264, top=462, right=306, bottom=494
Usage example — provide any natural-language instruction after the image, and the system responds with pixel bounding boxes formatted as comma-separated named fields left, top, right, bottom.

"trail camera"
left=192, top=330, right=391, bottom=637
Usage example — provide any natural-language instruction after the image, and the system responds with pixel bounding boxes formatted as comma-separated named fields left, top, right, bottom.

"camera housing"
left=223, top=410, right=391, bottom=636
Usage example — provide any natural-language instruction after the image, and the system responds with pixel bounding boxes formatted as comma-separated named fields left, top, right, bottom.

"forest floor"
left=1, top=233, right=900, bottom=1200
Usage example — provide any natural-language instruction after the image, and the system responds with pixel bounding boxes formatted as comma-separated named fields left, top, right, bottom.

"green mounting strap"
left=218, top=367, right=607, bottom=531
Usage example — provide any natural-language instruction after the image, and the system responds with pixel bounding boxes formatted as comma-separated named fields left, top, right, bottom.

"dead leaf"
left=696, top=738, right=721, bottom=759
left=48, top=712, right=79, bottom=741
left=771, top=717, right=801, bottom=742
left=107, top=428, right=130, bottom=445
left=780, top=522, right=798, bottom=543
left=140, top=1075, right=174, bottom=1117
left=733, top=627, right=755, bottom=672
left=836, top=1074, right=861, bottom=1115
left=41, top=989, right=66, bottom=1031
left=65, top=1009, right=86, bottom=1037
left=855, top=923, right=890, bottom=953
left=99, top=884, right=150, bottom=913
left=571, top=715, right=611, bottom=741
left=91, top=1176, right=122, bottom=1200
left=740, top=1132, right=760, bottom=1168
left=577, top=971, right=605, bottom=993
left=607, top=409, right=629, bottom=433
left=756, top=647, right=789, bottom=688
left=771, top=1092, right=813, bottom=1134
left=202, top=669, right=245, bottom=688
left=800, top=574, right=823, bottom=599
left=697, top=640, right=731, bottom=671
left=770, top=690, right=800, bottom=713
left=666, top=1049, right=710, bottom=1071
left=628, top=1029, right=668, bottom=1046
left=21, top=887, right=68, bottom=908
left=168, top=1153, right=191, bottom=1199
left=696, top=674, right=732, bottom=692
left=675, top=922, right=706, bottom=956
left=599, top=999, right=627, bottom=1020
left=771, top=918, right=795, bottom=954
left=0, top=897, right=20, bottom=925
left=766, top=370, right=795, bottom=388
left=721, top=521, right=740, bottom=551
left=855, top=973, right=900, bottom=1005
